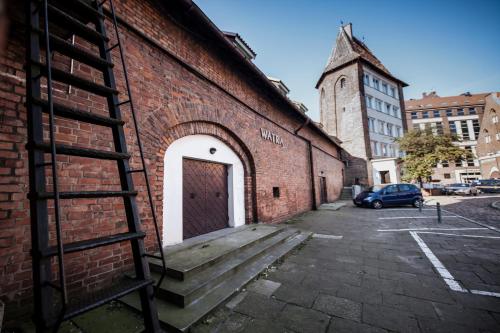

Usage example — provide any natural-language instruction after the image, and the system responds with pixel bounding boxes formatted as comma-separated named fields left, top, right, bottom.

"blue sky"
left=195, top=0, right=500, bottom=121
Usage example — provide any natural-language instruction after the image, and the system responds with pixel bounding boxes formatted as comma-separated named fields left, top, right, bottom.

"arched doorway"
left=163, top=135, right=246, bottom=245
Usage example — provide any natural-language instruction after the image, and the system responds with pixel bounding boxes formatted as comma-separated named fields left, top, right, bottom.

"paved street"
left=192, top=195, right=500, bottom=333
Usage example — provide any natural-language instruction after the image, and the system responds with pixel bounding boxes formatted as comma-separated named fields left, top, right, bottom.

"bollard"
left=418, top=198, right=423, bottom=213
left=436, top=202, right=442, bottom=224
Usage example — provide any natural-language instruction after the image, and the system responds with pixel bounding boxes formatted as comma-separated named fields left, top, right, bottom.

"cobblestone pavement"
left=192, top=197, right=500, bottom=333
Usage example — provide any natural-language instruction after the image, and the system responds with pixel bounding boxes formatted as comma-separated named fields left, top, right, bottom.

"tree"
left=395, top=129, right=471, bottom=187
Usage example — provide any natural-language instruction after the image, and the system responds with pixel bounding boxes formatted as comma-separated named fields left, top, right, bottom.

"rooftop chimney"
left=422, top=91, right=438, bottom=98
left=343, top=23, right=353, bottom=39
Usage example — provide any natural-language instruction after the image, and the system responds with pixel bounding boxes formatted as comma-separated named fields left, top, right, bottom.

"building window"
left=446, top=109, right=453, bottom=117
left=422, top=111, right=429, bottom=119
left=368, top=117, right=375, bottom=132
left=411, top=112, right=418, bottom=119
left=378, top=120, right=385, bottom=134
left=460, top=121, right=470, bottom=140
left=375, top=99, right=382, bottom=111
left=340, top=78, right=346, bottom=88
left=442, top=161, right=449, bottom=167
left=457, top=108, right=464, bottom=116
left=444, top=173, right=451, bottom=179
left=382, top=83, right=388, bottom=94
left=385, top=103, right=391, bottom=114
left=390, top=86, right=396, bottom=98
left=472, top=119, right=480, bottom=139
left=492, top=111, right=499, bottom=124
left=395, top=126, right=402, bottom=137
left=387, top=123, right=393, bottom=136
left=365, top=95, right=373, bottom=108
left=381, top=143, right=387, bottom=157
left=413, top=124, right=420, bottom=130
left=485, top=135, right=492, bottom=144
left=450, top=122, right=457, bottom=135
left=432, top=110, right=440, bottom=117
left=393, top=106, right=401, bottom=118
left=436, top=122, right=444, bottom=135
left=464, top=146, right=475, bottom=166
left=496, top=132, right=500, bottom=141
left=273, top=187, right=280, bottom=198
left=363, top=74, right=370, bottom=86
left=373, top=77, right=380, bottom=90
left=468, top=108, right=476, bottom=115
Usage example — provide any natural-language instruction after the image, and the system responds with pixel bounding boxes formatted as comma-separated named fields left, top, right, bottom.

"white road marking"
left=378, top=216, right=456, bottom=220
left=470, top=290, right=500, bottom=298
left=409, top=231, right=468, bottom=293
left=312, top=233, right=343, bottom=240
left=381, top=208, right=435, bottom=211
left=377, top=227, right=487, bottom=232
left=440, top=208, right=500, bottom=234
left=417, top=232, right=500, bottom=239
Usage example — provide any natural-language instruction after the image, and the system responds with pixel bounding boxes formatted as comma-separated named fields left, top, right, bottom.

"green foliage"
left=395, top=129, right=471, bottom=184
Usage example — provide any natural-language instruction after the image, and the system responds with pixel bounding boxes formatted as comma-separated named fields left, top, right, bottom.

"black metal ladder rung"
left=45, top=277, right=153, bottom=327
left=40, top=231, right=146, bottom=257
left=33, top=29, right=114, bottom=70
left=46, top=4, right=109, bottom=44
left=53, top=0, right=106, bottom=20
left=31, top=141, right=130, bottom=160
left=31, top=61, right=119, bottom=96
left=33, top=97, right=125, bottom=127
left=36, top=190, right=138, bottom=200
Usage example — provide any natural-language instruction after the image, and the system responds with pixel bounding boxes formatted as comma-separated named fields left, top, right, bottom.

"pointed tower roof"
left=316, top=23, right=407, bottom=88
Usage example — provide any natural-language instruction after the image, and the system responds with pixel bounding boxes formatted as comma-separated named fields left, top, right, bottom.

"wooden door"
left=183, top=158, right=229, bottom=239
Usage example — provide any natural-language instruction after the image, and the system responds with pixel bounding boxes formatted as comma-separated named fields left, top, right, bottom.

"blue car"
left=353, top=184, right=423, bottom=209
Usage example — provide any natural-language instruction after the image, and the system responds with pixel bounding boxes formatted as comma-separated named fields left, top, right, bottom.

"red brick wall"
left=0, top=0, right=343, bottom=319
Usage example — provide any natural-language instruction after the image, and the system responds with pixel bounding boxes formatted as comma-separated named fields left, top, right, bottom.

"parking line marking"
left=417, top=232, right=500, bottom=239
left=409, top=231, right=468, bottom=293
left=440, top=208, right=500, bottom=234
left=377, top=227, right=487, bottom=232
left=312, top=233, right=343, bottom=240
left=381, top=208, right=435, bottom=211
left=470, top=290, right=500, bottom=298
left=378, top=216, right=456, bottom=220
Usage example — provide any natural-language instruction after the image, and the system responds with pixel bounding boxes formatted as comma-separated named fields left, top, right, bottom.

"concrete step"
left=154, top=228, right=300, bottom=307
left=159, top=225, right=283, bottom=280
left=120, top=229, right=311, bottom=332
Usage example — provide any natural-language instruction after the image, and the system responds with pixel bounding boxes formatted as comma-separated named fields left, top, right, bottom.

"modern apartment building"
left=405, top=92, right=488, bottom=183
left=476, top=93, right=500, bottom=179
left=317, top=23, right=408, bottom=186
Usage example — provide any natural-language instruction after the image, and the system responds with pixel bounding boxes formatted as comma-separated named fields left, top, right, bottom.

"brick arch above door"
left=160, top=122, right=256, bottom=246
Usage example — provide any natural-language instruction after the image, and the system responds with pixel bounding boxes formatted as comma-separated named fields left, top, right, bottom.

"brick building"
left=0, top=0, right=344, bottom=320
left=317, top=23, right=407, bottom=186
left=405, top=92, right=488, bottom=184
left=476, top=93, right=500, bottom=179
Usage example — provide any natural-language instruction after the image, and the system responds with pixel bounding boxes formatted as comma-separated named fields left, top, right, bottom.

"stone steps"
left=161, top=225, right=283, bottom=280
left=340, top=186, right=352, bottom=200
left=154, top=228, right=300, bottom=308
left=120, top=225, right=311, bottom=332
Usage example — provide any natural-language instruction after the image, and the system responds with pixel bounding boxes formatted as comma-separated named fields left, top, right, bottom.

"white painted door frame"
left=163, top=135, right=246, bottom=245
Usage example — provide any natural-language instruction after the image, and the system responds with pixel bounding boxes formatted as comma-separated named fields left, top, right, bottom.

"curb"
left=491, top=201, right=500, bottom=210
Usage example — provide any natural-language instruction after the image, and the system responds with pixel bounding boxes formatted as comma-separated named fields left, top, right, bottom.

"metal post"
left=436, top=202, right=442, bottom=224
left=418, top=198, right=422, bottom=213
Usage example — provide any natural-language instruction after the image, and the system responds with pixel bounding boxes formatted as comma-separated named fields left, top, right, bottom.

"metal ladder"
left=25, top=0, right=166, bottom=331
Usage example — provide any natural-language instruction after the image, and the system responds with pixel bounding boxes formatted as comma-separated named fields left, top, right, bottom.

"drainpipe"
left=295, top=118, right=318, bottom=210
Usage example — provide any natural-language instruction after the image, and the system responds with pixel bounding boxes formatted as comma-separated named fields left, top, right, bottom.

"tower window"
left=340, top=78, right=346, bottom=88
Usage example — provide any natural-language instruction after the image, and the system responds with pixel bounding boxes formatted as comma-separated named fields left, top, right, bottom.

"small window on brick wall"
left=444, top=173, right=451, bottom=179
left=273, top=187, right=280, bottom=198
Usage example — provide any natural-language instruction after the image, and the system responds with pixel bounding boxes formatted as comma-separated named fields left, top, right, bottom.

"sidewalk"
left=193, top=202, right=500, bottom=332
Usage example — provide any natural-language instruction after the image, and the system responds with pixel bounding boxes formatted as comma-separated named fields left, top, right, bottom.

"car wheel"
left=473, top=192, right=477, bottom=196
left=412, top=198, right=423, bottom=208
left=372, top=200, right=383, bottom=209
